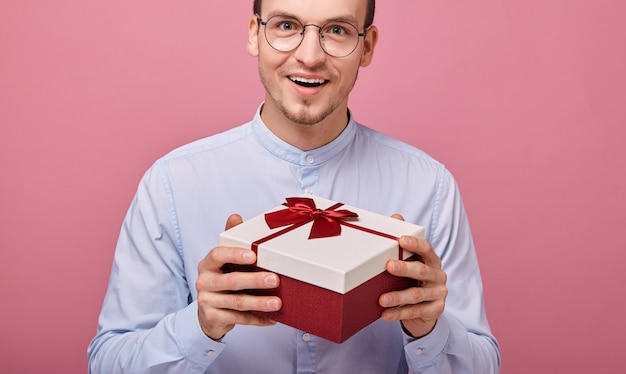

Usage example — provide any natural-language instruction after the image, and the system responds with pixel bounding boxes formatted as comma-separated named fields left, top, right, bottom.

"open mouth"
left=289, top=76, right=328, bottom=88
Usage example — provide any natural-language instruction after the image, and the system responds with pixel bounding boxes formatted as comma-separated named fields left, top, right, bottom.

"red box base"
left=223, top=256, right=419, bottom=343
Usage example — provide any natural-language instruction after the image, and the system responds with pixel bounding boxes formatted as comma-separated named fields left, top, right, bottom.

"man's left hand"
left=379, top=228, right=448, bottom=339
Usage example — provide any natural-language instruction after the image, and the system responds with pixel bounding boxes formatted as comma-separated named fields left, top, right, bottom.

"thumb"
left=391, top=213, right=405, bottom=221
left=225, top=214, right=244, bottom=230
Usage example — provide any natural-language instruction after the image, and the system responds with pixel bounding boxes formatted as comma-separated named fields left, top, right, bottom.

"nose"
left=293, top=25, right=327, bottom=65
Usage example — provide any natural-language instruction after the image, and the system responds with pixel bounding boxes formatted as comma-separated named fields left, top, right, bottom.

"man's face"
left=248, top=0, right=377, bottom=126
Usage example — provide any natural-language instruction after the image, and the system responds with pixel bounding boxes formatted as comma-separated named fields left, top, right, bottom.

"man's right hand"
left=195, top=214, right=282, bottom=340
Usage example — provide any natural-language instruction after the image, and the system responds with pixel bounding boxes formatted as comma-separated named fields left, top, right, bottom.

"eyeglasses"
left=257, top=15, right=368, bottom=58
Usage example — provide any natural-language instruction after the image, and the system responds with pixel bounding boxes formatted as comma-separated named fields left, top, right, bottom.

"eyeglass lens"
left=263, top=15, right=362, bottom=57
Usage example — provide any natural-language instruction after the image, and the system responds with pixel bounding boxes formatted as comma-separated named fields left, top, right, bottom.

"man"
left=88, top=0, right=501, bottom=372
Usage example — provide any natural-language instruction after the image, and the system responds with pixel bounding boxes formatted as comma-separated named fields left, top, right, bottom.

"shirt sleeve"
left=87, top=165, right=226, bottom=373
left=403, top=168, right=501, bottom=373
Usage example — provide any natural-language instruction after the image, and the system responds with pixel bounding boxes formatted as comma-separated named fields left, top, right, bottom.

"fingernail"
left=400, top=236, right=411, bottom=246
left=243, top=251, right=255, bottom=262
left=382, top=294, right=392, bottom=306
left=390, top=260, right=401, bottom=272
left=383, top=310, right=396, bottom=320
left=264, top=275, right=277, bottom=287
left=267, top=299, right=279, bottom=310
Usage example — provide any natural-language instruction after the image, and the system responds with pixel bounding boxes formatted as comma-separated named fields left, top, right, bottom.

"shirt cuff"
left=174, top=300, right=226, bottom=368
left=403, top=314, right=451, bottom=368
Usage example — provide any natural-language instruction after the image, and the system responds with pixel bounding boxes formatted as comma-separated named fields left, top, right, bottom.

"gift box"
left=219, top=195, right=425, bottom=343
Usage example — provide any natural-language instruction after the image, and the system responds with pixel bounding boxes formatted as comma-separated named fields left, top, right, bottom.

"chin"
left=284, top=105, right=335, bottom=126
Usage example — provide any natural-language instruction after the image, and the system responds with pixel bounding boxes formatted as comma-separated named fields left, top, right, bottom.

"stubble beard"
left=260, top=66, right=359, bottom=126
left=279, top=97, right=335, bottom=126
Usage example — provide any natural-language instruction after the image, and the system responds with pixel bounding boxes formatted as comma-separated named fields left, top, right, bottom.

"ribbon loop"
left=264, top=197, right=358, bottom=239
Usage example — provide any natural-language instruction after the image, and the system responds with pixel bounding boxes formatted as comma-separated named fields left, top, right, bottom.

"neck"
left=260, top=103, right=350, bottom=151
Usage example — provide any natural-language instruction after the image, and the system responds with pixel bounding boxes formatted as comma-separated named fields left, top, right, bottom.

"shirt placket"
left=300, top=153, right=319, bottom=195
left=296, top=331, right=317, bottom=373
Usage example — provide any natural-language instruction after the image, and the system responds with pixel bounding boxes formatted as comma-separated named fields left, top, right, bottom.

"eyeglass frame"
left=256, top=14, right=370, bottom=58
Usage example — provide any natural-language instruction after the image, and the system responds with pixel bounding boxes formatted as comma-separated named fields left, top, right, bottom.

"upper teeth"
left=290, top=77, right=326, bottom=84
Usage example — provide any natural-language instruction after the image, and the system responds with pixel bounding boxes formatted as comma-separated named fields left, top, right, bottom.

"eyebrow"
left=264, top=11, right=361, bottom=27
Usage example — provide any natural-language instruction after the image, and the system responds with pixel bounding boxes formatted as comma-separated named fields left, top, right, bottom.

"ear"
left=359, top=25, right=378, bottom=67
left=247, top=15, right=260, bottom=57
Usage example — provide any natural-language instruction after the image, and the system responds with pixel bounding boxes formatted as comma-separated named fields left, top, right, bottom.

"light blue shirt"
left=88, top=107, right=500, bottom=373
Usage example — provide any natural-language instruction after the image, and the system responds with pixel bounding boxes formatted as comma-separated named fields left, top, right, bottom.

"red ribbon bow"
left=264, top=197, right=358, bottom=239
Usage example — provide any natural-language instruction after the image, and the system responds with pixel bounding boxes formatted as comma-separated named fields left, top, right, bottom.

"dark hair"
left=253, top=0, right=376, bottom=29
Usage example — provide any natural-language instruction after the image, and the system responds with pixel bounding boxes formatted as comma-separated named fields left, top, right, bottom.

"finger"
left=398, top=236, right=441, bottom=268
left=391, top=213, right=405, bottom=221
left=386, top=257, right=445, bottom=285
left=203, top=292, right=282, bottom=313
left=199, top=246, right=257, bottom=272
left=380, top=299, right=444, bottom=323
left=225, top=214, right=243, bottom=230
left=201, top=308, right=277, bottom=331
left=379, top=284, right=448, bottom=309
left=203, top=270, right=280, bottom=292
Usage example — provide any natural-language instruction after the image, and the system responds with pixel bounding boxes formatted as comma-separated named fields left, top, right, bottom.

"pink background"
left=1, top=1, right=625, bottom=373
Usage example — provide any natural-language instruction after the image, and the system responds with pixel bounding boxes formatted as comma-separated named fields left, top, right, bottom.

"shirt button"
left=306, top=155, right=315, bottom=164
left=304, top=188, right=313, bottom=194
left=414, top=348, right=424, bottom=355
left=207, top=350, right=216, bottom=357
left=302, top=333, right=311, bottom=341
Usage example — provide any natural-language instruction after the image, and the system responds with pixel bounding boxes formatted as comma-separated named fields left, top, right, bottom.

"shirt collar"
left=251, top=104, right=357, bottom=166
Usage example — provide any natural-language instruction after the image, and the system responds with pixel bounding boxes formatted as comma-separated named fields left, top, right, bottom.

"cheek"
left=258, top=55, right=290, bottom=90
left=337, top=61, right=361, bottom=82
left=258, top=49, right=289, bottom=72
